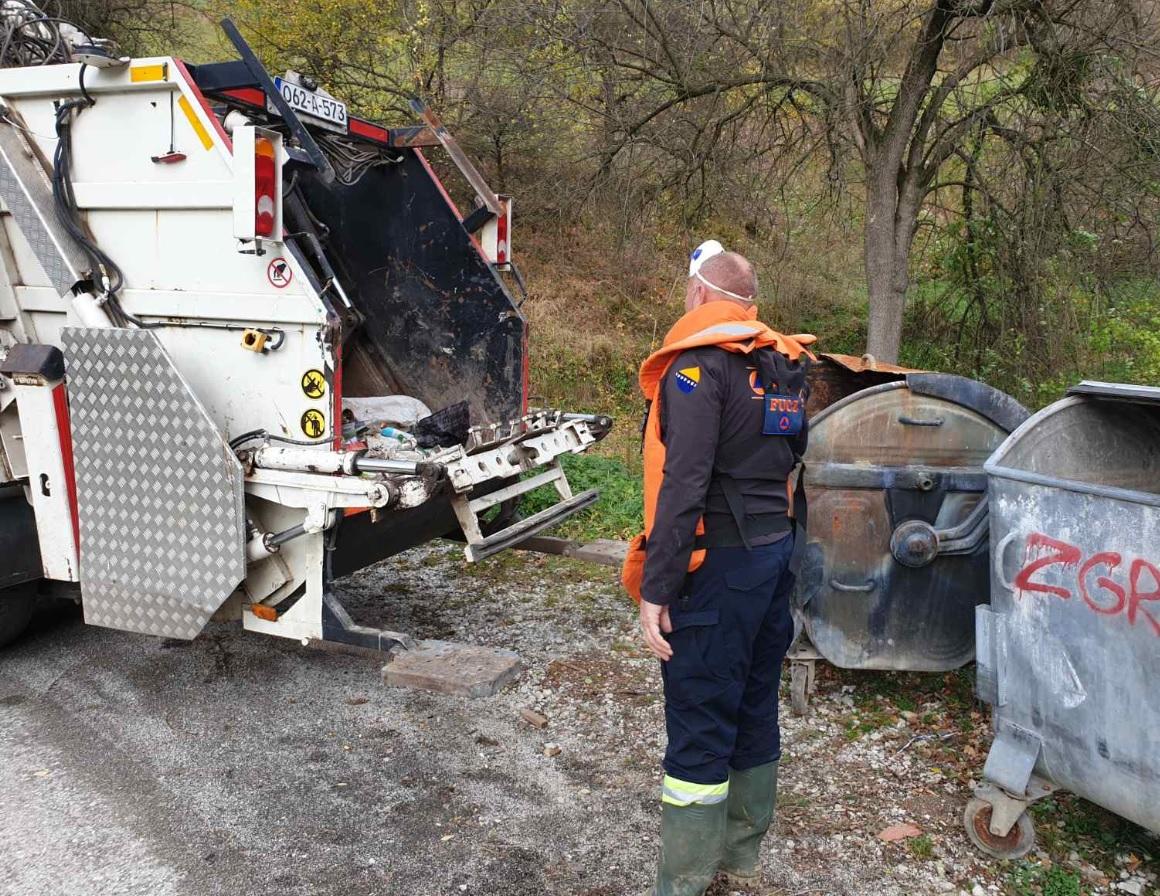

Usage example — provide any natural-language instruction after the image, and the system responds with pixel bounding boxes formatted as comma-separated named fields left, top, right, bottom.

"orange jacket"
left=621, top=301, right=815, bottom=603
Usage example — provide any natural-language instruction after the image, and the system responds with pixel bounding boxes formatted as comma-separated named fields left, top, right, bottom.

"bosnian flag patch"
left=675, top=366, right=701, bottom=394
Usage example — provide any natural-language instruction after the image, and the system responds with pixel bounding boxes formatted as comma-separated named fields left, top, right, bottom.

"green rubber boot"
left=652, top=799, right=728, bottom=896
left=720, top=761, right=779, bottom=888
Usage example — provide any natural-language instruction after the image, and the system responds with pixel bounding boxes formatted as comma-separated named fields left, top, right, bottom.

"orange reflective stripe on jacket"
left=621, top=301, right=815, bottom=603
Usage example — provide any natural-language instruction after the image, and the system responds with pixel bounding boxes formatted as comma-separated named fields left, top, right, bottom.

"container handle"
left=830, top=578, right=877, bottom=593
left=992, top=531, right=1020, bottom=592
left=898, top=415, right=945, bottom=427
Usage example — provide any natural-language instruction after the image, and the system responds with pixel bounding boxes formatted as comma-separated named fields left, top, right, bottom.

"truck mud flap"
left=0, top=490, right=41, bottom=589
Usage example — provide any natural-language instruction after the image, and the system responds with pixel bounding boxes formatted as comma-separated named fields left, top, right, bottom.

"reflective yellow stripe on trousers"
left=661, top=774, right=729, bottom=807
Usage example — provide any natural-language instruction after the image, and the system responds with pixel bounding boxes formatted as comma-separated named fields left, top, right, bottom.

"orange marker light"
left=249, top=603, right=278, bottom=621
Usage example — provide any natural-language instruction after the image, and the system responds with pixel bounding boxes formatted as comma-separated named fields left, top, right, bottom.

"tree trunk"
left=864, top=181, right=907, bottom=363
left=858, top=5, right=953, bottom=364
left=863, top=147, right=925, bottom=363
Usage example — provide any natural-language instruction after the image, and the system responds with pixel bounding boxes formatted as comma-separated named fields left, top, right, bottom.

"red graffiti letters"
left=1016, top=533, right=1160, bottom=637
left=1129, top=558, right=1160, bottom=637
left=1014, top=533, right=1080, bottom=600
left=1078, top=552, right=1126, bottom=615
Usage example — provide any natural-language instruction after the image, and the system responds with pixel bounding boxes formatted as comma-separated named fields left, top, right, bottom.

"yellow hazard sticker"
left=300, top=408, right=327, bottom=439
left=301, top=369, right=326, bottom=400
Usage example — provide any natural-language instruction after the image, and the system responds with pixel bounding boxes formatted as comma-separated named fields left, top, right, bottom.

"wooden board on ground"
left=516, top=536, right=627, bottom=567
left=382, top=640, right=522, bottom=697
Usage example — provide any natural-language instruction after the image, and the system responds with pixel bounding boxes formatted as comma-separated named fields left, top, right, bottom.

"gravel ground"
left=0, top=542, right=1156, bottom=896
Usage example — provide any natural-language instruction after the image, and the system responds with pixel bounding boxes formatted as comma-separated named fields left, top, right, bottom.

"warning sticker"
left=300, top=408, right=326, bottom=438
left=301, top=369, right=326, bottom=399
left=267, top=257, right=292, bottom=288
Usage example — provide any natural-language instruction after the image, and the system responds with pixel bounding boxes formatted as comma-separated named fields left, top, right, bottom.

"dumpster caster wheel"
left=963, top=797, right=1035, bottom=859
left=790, top=662, right=810, bottom=716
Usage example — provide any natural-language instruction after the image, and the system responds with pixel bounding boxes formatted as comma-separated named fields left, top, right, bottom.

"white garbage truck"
left=0, top=10, right=609, bottom=649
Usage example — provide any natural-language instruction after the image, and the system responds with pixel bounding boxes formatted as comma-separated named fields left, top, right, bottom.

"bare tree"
left=57, top=0, right=193, bottom=54
left=553, top=0, right=1158, bottom=361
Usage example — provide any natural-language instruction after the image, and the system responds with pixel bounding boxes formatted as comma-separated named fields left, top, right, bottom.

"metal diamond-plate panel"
left=0, top=123, right=87, bottom=295
left=62, top=328, right=247, bottom=639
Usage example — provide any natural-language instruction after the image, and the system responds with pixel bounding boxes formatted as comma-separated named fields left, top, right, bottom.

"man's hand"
left=639, top=599, right=674, bottom=661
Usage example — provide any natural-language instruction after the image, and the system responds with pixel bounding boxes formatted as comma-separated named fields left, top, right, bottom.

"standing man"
left=621, top=245, right=814, bottom=896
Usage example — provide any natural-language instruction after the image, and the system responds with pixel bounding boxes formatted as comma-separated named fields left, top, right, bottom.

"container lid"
left=986, top=381, right=1160, bottom=504
left=1067, top=381, right=1160, bottom=405
left=907, top=373, right=1030, bottom=434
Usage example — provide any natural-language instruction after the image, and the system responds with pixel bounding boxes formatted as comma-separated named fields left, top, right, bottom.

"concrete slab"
left=568, top=538, right=628, bottom=566
left=382, top=640, right=522, bottom=697
left=517, top=535, right=628, bottom=567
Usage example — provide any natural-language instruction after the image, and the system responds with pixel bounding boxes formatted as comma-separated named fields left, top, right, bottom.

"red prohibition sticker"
left=267, top=257, right=292, bottom=288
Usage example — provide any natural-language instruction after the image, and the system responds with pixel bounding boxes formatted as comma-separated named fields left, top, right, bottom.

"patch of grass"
left=841, top=707, right=894, bottom=740
left=1008, top=863, right=1084, bottom=896
left=1028, top=795, right=1154, bottom=879
left=779, top=791, right=812, bottom=810
left=893, top=693, right=918, bottom=713
left=908, top=834, right=935, bottom=859
left=520, top=452, right=643, bottom=541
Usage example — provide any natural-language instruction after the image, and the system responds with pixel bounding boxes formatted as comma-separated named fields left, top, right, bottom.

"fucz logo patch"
left=763, top=392, right=804, bottom=436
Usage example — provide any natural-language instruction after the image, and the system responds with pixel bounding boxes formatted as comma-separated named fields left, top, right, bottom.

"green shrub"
left=519, top=452, right=643, bottom=541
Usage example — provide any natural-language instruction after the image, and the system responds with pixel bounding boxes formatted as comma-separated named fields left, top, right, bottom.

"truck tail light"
left=254, top=136, right=277, bottom=238
left=495, top=197, right=509, bottom=266
left=479, top=195, right=513, bottom=269
left=233, top=126, right=282, bottom=250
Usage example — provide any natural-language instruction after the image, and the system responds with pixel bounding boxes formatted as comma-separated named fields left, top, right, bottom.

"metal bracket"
left=974, top=604, right=1006, bottom=706
left=889, top=497, right=990, bottom=568
left=409, top=96, right=501, bottom=216
left=320, top=590, right=416, bottom=653
left=219, top=18, right=336, bottom=183
left=982, top=718, right=1042, bottom=796
left=935, top=496, right=990, bottom=555
left=460, top=204, right=495, bottom=234
left=449, top=457, right=599, bottom=561
left=974, top=775, right=1056, bottom=837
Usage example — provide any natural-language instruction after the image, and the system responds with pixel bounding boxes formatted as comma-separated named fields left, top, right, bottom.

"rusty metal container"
left=966, top=382, right=1160, bottom=859
left=793, top=373, right=1028, bottom=675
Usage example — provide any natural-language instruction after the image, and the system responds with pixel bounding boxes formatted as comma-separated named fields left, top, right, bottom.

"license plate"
left=270, top=76, right=348, bottom=133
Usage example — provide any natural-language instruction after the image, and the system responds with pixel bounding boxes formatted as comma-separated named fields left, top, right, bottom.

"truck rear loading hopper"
left=0, top=13, right=609, bottom=650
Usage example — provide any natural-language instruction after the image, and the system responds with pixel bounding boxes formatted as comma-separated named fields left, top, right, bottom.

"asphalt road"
left=0, top=610, right=618, bottom=896
left=0, top=549, right=655, bottom=896
left=2, top=546, right=1063, bottom=896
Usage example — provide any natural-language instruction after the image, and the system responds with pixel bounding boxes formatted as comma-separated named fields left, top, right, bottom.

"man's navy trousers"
left=660, top=537, right=796, bottom=785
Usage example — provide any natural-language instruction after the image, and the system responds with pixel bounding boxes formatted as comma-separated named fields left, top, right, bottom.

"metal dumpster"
left=789, top=372, right=1028, bottom=711
left=967, top=381, right=1160, bottom=858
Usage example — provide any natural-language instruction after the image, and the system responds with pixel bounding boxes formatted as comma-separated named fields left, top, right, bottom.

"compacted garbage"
left=968, top=381, right=1160, bottom=858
